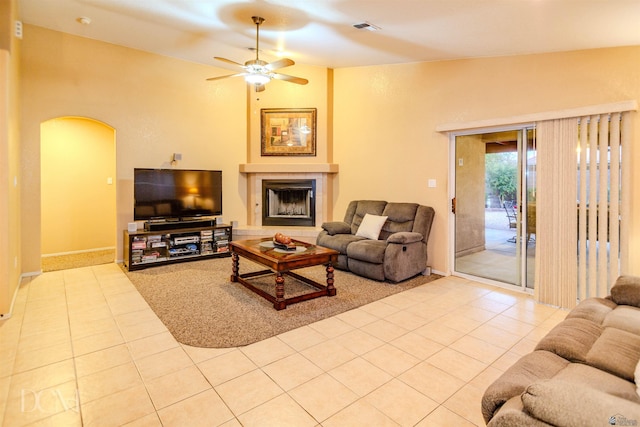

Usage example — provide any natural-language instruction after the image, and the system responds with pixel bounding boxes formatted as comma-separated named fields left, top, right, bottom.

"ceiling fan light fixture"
left=245, top=72, right=271, bottom=85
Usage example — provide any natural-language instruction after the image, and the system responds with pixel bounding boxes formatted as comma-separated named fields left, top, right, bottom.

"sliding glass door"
left=451, top=127, right=536, bottom=291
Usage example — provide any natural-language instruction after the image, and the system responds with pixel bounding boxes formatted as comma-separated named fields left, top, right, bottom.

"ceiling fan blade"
left=206, top=72, right=247, bottom=81
left=272, top=73, right=309, bottom=85
left=265, top=58, right=294, bottom=71
left=214, top=57, right=246, bottom=69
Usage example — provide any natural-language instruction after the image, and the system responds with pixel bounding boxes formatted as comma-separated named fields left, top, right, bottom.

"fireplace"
left=262, top=180, right=316, bottom=227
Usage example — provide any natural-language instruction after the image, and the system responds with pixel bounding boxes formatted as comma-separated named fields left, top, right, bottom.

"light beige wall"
left=0, top=48, right=10, bottom=315
left=18, top=23, right=640, bottom=280
left=41, top=117, right=116, bottom=254
left=244, top=67, right=334, bottom=223
left=0, top=0, right=21, bottom=316
left=334, top=46, right=640, bottom=274
left=247, top=67, right=331, bottom=164
left=20, top=25, right=249, bottom=272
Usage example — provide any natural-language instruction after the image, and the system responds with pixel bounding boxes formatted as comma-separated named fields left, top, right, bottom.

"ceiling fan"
left=207, top=16, right=308, bottom=92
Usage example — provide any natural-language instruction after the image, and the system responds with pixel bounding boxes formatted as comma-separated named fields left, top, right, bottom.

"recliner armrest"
left=610, top=275, right=640, bottom=307
left=387, top=231, right=423, bottom=244
left=321, top=221, right=352, bottom=236
left=521, top=379, right=640, bottom=427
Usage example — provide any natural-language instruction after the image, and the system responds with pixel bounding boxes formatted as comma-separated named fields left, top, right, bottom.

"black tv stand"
left=124, top=223, right=232, bottom=271
left=144, top=219, right=215, bottom=232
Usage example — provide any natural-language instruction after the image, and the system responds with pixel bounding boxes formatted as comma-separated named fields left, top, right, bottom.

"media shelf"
left=123, top=224, right=232, bottom=271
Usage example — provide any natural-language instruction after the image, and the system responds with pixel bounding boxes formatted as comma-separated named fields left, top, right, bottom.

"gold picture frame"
left=261, top=108, right=317, bottom=156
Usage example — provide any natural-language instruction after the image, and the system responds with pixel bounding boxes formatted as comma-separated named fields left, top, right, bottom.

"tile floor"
left=0, top=263, right=567, bottom=426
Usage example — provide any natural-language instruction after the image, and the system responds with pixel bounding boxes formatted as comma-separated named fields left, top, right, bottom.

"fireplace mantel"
left=239, top=163, right=339, bottom=174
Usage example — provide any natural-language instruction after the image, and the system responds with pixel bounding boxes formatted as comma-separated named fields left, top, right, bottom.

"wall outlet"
left=428, top=179, right=436, bottom=188
left=15, top=21, right=23, bottom=39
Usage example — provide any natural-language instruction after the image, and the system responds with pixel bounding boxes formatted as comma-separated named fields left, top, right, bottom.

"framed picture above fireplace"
left=261, top=108, right=317, bottom=156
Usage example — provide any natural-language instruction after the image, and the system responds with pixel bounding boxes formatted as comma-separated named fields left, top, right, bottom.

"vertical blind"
left=535, top=118, right=579, bottom=308
left=535, top=112, right=630, bottom=308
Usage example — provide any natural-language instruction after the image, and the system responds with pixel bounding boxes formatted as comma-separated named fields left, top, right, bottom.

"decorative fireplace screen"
left=262, top=179, right=316, bottom=226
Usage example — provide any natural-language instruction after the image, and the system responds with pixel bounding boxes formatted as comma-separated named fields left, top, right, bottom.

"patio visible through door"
left=452, top=128, right=536, bottom=291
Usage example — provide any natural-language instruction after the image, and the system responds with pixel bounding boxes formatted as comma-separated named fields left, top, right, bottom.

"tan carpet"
left=124, top=258, right=442, bottom=348
left=42, top=249, right=115, bottom=272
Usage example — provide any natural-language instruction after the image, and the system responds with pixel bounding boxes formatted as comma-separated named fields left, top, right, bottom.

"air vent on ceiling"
left=353, top=21, right=381, bottom=31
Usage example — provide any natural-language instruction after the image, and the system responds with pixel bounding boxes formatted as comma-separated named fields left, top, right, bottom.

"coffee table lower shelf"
left=231, top=267, right=337, bottom=310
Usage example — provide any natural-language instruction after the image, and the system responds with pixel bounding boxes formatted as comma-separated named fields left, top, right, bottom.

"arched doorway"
left=40, top=117, right=116, bottom=270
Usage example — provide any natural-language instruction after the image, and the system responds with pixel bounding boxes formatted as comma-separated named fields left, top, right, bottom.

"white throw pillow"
left=636, top=358, right=640, bottom=397
left=355, top=214, right=388, bottom=240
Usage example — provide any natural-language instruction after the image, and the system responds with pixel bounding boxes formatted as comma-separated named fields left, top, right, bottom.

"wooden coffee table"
left=230, top=238, right=339, bottom=310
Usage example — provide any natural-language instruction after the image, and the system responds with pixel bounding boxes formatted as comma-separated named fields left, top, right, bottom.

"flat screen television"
left=134, top=168, right=222, bottom=221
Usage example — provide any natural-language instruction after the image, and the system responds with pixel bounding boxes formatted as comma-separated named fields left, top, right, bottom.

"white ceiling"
left=18, top=0, right=640, bottom=70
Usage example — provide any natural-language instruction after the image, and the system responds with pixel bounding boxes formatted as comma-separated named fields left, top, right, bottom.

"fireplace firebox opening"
left=262, top=180, right=316, bottom=227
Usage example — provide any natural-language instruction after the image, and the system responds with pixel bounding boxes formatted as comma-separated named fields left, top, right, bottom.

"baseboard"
left=0, top=271, right=34, bottom=319
left=22, top=270, right=43, bottom=277
left=42, top=247, right=116, bottom=258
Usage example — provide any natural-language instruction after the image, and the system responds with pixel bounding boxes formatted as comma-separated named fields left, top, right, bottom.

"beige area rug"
left=42, top=249, right=115, bottom=272
left=124, top=258, right=442, bottom=348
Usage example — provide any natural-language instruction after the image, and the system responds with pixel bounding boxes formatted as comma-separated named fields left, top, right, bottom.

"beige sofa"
left=482, top=275, right=640, bottom=426
left=316, top=200, right=435, bottom=282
